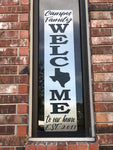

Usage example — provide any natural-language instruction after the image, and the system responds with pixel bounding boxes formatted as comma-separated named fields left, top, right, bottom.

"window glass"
left=37, top=0, right=85, bottom=137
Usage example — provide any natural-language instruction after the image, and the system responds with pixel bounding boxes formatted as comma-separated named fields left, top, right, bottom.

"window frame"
left=29, top=0, right=95, bottom=141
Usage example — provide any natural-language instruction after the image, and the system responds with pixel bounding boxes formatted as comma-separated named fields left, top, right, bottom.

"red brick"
left=0, top=14, right=18, bottom=22
left=0, top=39, right=28, bottom=47
left=0, top=31, right=18, bottom=39
left=0, top=126, right=14, bottom=135
left=92, top=55, right=113, bottom=63
left=0, top=66, right=4, bottom=74
left=0, top=6, right=29, bottom=13
left=36, top=145, right=46, bottom=150
left=94, top=103, right=113, bottom=112
left=89, top=143, right=99, bottom=150
left=100, top=146, right=113, bottom=150
left=96, top=113, right=113, bottom=122
left=90, top=12, right=111, bottom=20
left=68, top=144, right=77, bottom=150
left=26, top=145, right=35, bottom=150
left=19, top=75, right=29, bottom=83
left=57, top=143, right=66, bottom=150
left=6, top=66, right=17, bottom=74
left=0, top=66, right=17, bottom=74
left=0, top=105, right=16, bottom=114
left=57, top=142, right=66, bottom=146
left=0, top=85, right=16, bottom=94
left=17, top=125, right=27, bottom=135
left=91, top=37, right=113, bottom=45
left=18, top=104, right=28, bottom=114
left=0, top=115, right=28, bottom=124
left=16, top=147, right=25, bottom=150
left=0, top=48, right=17, bottom=56
left=91, top=20, right=113, bottom=28
left=92, top=46, right=113, bottom=54
left=19, top=48, right=28, bottom=56
left=0, top=22, right=29, bottom=30
left=94, top=92, right=113, bottom=102
left=78, top=144, right=88, bottom=150
left=0, top=76, right=15, bottom=84
left=18, top=85, right=28, bottom=93
left=0, top=57, right=29, bottom=65
left=47, top=145, right=56, bottom=150
left=97, top=134, right=113, bottom=144
left=21, top=0, right=29, bottom=5
left=96, top=123, right=113, bottom=133
left=91, top=28, right=111, bottom=37
left=89, top=3, right=113, bottom=11
left=20, top=31, right=29, bottom=39
left=10, top=66, right=18, bottom=74
left=0, top=0, right=19, bottom=5
left=0, top=136, right=26, bottom=146
left=19, top=65, right=26, bottom=72
left=111, top=12, right=113, bottom=19
left=0, top=75, right=28, bottom=84
left=108, top=0, right=113, bottom=2
left=19, top=65, right=29, bottom=74
left=0, top=148, right=14, bottom=150
left=94, top=73, right=113, bottom=82
left=20, top=14, right=28, bottom=22
left=0, top=95, right=28, bottom=104
left=15, top=76, right=21, bottom=84
left=15, top=75, right=28, bottom=84
left=57, top=146, right=66, bottom=150
left=93, top=83, right=113, bottom=92
left=93, top=64, right=113, bottom=73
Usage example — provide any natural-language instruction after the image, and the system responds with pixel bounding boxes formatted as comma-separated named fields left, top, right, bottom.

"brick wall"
left=0, top=0, right=113, bottom=150
left=0, top=0, right=29, bottom=149
left=90, top=0, right=113, bottom=149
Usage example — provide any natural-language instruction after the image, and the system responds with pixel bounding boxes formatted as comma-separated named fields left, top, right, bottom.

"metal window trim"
left=85, top=0, right=95, bottom=137
left=29, top=0, right=96, bottom=140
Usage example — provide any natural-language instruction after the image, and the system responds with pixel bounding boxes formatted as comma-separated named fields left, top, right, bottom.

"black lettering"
left=46, top=115, right=51, bottom=123
left=50, top=57, right=68, bottom=67
left=50, top=90, right=71, bottom=100
left=50, top=35, right=68, bottom=44
left=49, top=24, right=69, bottom=33
left=50, top=103, right=70, bottom=114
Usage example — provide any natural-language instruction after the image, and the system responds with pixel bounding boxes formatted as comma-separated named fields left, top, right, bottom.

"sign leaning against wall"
left=44, top=10, right=77, bottom=132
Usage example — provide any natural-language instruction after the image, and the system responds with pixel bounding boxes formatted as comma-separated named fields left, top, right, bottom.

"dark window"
left=32, top=0, right=95, bottom=138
